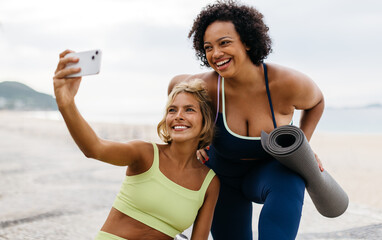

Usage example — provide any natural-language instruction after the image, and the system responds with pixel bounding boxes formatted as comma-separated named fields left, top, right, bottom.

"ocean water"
left=25, top=107, right=382, bottom=134
left=294, top=107, right=382, bottom=134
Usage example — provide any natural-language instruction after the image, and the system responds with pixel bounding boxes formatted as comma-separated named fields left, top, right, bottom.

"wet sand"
left=0, top=111, right=381, bottom=240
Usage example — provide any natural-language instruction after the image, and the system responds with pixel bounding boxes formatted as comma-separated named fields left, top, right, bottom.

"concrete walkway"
left=1, top=113, right=381, bottom=239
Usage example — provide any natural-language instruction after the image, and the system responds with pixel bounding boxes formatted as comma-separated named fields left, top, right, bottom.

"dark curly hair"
left=188, top=0, right=272, bottom=67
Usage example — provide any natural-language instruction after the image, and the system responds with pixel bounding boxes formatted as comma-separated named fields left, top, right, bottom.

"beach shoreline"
left=1, top=111, right=381, bottom=239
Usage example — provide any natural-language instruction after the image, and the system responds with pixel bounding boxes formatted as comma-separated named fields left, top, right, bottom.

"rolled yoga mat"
left=260, top=125, right=348, bottom=218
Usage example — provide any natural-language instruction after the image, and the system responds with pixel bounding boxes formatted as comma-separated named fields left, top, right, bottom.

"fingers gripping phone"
left=65, top=49, right=102, bottom=78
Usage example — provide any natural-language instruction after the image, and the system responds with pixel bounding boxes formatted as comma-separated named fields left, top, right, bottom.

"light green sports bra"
left=113, top=142, right=216, bottom=238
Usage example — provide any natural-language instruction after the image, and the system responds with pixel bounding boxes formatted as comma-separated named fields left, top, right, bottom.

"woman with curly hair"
left=169, top=1, right=324, bottom=239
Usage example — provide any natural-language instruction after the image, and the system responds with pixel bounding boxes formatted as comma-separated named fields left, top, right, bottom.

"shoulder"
left=266, top=63, right=323, bottom=108
left=267, top=63, right=312, bottom=87
left=128, top=139, right=153, bottom=150
left=267, top=63, right=321, bottom=97
left=124, top=140, right=158, bottom=172
left=126, top=140, right=155, bottom=161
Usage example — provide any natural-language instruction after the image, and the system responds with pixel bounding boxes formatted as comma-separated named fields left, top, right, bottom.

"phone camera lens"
left=92, top=56, right=95, bottom=60
left=95, top=51, right=99, bottom=55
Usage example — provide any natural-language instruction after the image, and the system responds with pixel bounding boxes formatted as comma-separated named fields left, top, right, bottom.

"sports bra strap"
left=214, top=75, right=221, bottom=124
left=151, top=142, right=159, bottom=168
left=199, top=170, right=216, bottom=194
left=263, top=63, right=277, bottom=128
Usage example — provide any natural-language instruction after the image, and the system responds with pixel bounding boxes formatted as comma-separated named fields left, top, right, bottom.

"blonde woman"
left=53, top=50, right=220, bottom=240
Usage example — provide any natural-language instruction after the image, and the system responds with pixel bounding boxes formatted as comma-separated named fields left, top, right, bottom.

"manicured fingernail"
left=202, top=160, right=206, bottom=164
left=206, top=157, right=209, bottom=161
left=206, top=146, right=210, bottom=150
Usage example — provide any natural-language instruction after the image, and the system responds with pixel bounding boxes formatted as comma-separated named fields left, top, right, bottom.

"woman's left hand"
left=196, top=146, right=210, bottom=164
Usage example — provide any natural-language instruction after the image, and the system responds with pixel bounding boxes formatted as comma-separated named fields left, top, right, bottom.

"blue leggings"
left=210, top=160, right=305, bottom=240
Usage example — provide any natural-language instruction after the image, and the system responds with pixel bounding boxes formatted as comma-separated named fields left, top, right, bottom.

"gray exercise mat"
left=261, top=125, right=348, bottom=218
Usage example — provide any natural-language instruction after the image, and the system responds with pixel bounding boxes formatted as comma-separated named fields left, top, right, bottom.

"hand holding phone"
left=65, top=49, right=102, bottom=78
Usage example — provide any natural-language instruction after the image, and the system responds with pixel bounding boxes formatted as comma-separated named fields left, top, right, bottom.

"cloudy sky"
left=1, top=0, right=381, bottom=122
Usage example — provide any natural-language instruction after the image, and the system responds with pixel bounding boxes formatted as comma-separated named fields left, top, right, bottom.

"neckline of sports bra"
left=221, top=77, right=262, bottom=140
left=154, top=143, right=213, bottom=193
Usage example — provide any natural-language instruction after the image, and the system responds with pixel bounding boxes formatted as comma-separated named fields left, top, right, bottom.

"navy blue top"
left=206, top=63, right=278, bottom=177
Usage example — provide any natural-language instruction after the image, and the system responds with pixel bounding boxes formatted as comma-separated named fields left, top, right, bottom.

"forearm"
left=59, top=102, right=101, bottom=158
left=299, top=97, right=325, bottom=141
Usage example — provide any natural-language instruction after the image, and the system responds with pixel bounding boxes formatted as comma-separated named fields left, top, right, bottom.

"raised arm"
left=53, top=50, right=141, bottom=166
left=190, top=176, right=220, bottom=240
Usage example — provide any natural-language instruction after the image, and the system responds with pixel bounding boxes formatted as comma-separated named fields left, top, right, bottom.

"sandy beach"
left=0, top=111, right=381, bottom=240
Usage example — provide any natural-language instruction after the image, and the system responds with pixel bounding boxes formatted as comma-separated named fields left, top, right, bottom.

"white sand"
left=0, top=111, right=381, bottom=240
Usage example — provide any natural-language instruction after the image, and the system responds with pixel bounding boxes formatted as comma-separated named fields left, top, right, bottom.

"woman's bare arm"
left=190, top=176, right=220, bottom=240
left=53, top=50, right=142, bottom=166
left=280, top=68, right=324, bottom=141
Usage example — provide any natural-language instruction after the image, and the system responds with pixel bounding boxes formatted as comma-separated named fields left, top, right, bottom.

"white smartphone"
left=65, top=49, right=102, bottom=78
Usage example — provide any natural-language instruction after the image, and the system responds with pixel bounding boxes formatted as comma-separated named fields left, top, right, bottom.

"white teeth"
left=174, top=126, right=187, bottom=129
left=216, top=59, right=230, bottom=66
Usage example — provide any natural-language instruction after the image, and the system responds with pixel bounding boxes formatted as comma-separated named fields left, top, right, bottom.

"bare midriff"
left=100, top=207, right=173, bottom=240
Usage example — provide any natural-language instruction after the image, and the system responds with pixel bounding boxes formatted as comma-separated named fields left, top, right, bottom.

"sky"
left=1, top=0, right=381, bottom=122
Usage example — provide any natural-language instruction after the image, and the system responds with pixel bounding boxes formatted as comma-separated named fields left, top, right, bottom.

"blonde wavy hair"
left=157, top=79, right=214, bottom=149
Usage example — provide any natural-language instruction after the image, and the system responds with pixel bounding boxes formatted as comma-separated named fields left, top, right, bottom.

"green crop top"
left=112, top=142, right=216, bottom=238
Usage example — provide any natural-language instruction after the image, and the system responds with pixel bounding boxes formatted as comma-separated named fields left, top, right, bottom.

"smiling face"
left=203, top=21, right=252, bottom=78
left=165, top=92, right=203, bottom=145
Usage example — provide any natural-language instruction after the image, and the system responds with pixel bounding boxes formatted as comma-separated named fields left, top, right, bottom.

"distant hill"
left=0, top=81, right=57, bottom=110
left=363, top=103, right=382, bottom=109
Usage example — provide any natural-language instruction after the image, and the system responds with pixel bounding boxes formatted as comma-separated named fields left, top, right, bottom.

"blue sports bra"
left=206, top=63, right=277, bottom=174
